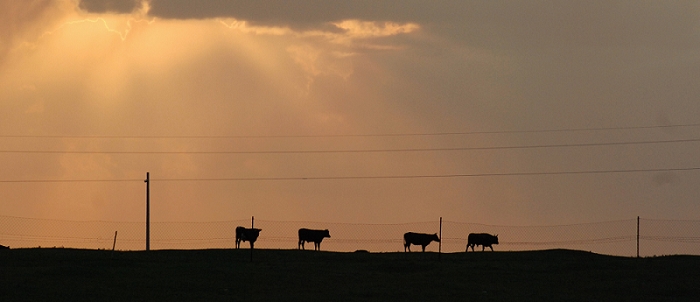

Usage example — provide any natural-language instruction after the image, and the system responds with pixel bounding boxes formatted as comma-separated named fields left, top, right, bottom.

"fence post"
left=251, top=216, right=254, bottom=262
left=145, top=172, right=150, bottom=251
left=112, top=231, right=118, bottom=251
left=439, top=217, right=442, bottom=258
left=637, top=216, right=640, bottom=258
left=111, top=231, right=118, bottom=259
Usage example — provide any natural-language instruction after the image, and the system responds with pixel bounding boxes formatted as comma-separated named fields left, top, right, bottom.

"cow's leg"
left=482, top=245, right=485, bottom=251
left=299, top=240, right=304, bottom=250
left=489, top=245, right=494, bottom=251
left=421, top=245, right=426, bottom=252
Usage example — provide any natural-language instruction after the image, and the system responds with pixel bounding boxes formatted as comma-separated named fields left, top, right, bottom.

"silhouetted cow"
left=466, top=233, right=499, bottom=251
left=403, top=232, right=440, bottom=252
left=235, top=226, right=262, bottom=249
left=0, top=244, right=8, bottom=249
left=298, top=228, right=331, bottom=251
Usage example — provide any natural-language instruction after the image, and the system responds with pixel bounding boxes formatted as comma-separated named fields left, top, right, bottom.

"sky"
left=1, top=0, right=700, bottom=226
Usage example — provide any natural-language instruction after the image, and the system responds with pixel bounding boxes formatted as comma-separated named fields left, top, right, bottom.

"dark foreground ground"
left=1, top=248, right=699, bottom=301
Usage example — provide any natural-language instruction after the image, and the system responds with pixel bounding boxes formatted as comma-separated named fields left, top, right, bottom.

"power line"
left=153, top=167, right=700, bottom=181
left=3, top=167, right=698, bottom=183
left=1, top=137, right=700, bottom=155
left=1, top=123, right=699, bottom=139
left=0, top=179, right=141, bottom=183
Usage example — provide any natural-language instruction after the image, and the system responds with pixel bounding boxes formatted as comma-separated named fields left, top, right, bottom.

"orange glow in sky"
left=2, top=0, right=700, bottom=233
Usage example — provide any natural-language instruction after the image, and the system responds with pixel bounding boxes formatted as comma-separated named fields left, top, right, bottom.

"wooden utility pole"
left=145, top=172, right=150, bottom=251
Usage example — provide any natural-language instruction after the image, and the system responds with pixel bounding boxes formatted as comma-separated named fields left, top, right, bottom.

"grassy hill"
left=1, top=248, right=699, bottom=301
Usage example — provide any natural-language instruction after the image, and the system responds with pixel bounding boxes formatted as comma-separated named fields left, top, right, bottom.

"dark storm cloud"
left=148, top=0, right=433, bottom=23
left=76, top=0, right=436, bottom=22
left=77, top=0, right=700, bottom=49
left=78, top=0, right=142, bottom=13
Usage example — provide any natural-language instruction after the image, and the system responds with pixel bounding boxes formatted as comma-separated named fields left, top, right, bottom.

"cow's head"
left=324, top=229, right=331, bottom=238
left=493, top=234, right=499, bottom=244
left=432, top=233, right=441, bottom=242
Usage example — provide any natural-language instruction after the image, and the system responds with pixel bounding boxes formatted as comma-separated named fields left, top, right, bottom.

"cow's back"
left=246, top=228, right=262, bottom=241
left=468, top=233, right=497, bottom=245
left=404, top=232, right=438, bottom=244
left=299, top=228, right=330, bottom=242
left=235, top=226, right=245, bottom=239
left=298, top=228, right=312, bottom=239
left=404, top=232, right=419, bottom=243
left=237, top=227, right=261, bottom=241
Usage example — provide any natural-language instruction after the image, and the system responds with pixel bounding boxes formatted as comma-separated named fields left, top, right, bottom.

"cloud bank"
left=74, top=0, right=700, bottom=49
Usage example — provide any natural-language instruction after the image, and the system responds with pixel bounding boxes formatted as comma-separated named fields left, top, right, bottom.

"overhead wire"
left=0, top=123, right=699, bottom=139
left=2, top=123, right=700, bottom=183
left=2, top=167, right=699, bottom=183
left=1, top=137, right=700, bottom=155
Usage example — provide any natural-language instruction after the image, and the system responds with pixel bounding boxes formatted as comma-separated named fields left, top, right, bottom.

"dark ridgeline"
left=0, top=244, right=9, bottom=249
left=466, top=233, right=499, bottom=251
left=235, top=226, right=262, bottom=249
left=403, top=232, right=440, bottom=252
left=298, top=228, right=331, bottom=251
